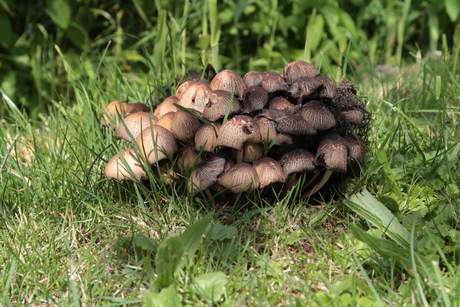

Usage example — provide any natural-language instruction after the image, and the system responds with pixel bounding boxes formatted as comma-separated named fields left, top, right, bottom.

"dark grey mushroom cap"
left=314, top=133, right=349, bottom=172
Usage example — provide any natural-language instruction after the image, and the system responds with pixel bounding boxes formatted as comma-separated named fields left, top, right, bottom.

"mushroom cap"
left=216, top=115, right=262, bottom=150
left=153, top=96, right=179, bottom=118
left=288, top=76, right=323, bottom=100
left=332, top=80, right=361, bottom=109
left=152, top=159, right=179, bottom=185
left=256, top=117, right=294, bottom=146
left=242, top=86, right=268, bottom=113
left=283, top=60, right=321, bottom=85
left=177, top=81, right=211, bottom=113
left=315, top=133, right=349, bottom=172
left=188, top=156, right=226, bottom=194
left=345, top=135, right=367, bottom=163
left=278, top=148, right=316, bottom=178
left=195, top=123, right=221, bottom=153
left=242, top=142, right=264, bottom=162
left=135, top=124, right=179, bottom=164
left=210, top=69, right=246, bottom=99
left=300, top=101, right=336, bottom=131
left=259, top=109, right=317, bottom=136
left=170, top=108, right=202, bottom=142
left=105, top=148, right=147, bottom=181
left=261, top=72, right=289, bottom=94
left=175, top=80, right=195, bottom=99
left=253, top=157, right=285, bottom=188
left=126, top=103, right=151, bottom=114
left=218, top=162, right=259, bottom=193
left=177, top=145, right=204, bottom=174
left=315, top=74, right=337, bottom=99
left=340, top=108, right=365, bottom=126
left=202, top=90, right=240, bottom=121
left=102, top=100, right=128, bottom=128
left=156, top=112, right=175, bottom=132
left=268, top=97, right=295, bottom=110
left=116, top=112, right=158, bottom=142
left=243, top=71, right=266, bottom=87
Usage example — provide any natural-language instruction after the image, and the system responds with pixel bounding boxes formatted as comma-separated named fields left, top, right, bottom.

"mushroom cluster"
left=103, top=60, right=370, bottom=199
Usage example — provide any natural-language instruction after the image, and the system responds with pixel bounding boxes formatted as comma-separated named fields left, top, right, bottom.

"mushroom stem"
left=302, top=172, right=321, bottom=190
left=302, top=170, right=332, bottom=199
left=236, top=149, right=244, bottom=164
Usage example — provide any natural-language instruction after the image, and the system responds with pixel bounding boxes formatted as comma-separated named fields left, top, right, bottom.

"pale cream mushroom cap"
left=105, top=148, right=147, bottom=181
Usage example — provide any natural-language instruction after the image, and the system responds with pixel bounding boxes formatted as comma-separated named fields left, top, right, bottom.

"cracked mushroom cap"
left=105, top=148, right=147, bottom=182
left=278, top=148, right=316, bottom=178
left=216, top=115, right=262, bottom=150
left=283, top=60, right=321, bottom=85
left=315, top=133, right=349, bottom=173
left=116, top=112, right=158, bottom=142
left=202, top=90, right=241, bottom=121
left=300, top=101, right=336, bottom=131
left=242, top=86, right=268, bottom=113
left=188, top=156, right=227, bottom=194
left=195, top=123, right=221, bottom=153
left=135, top=124, right=179, bottom=165
left=210, top=69, right=246, bottom=99
left=217, top=162, right=259, bottom=193
left=153, top=96, right=179, bottom=118
left=254, top=157, right=285, bottom=188
left=177, top=81, right=211, bottom=113
left=170, top=108, right=202, bottom=142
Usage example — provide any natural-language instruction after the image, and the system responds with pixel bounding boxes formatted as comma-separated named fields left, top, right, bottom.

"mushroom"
left=256, top=116, right=294, bottom=146
left=175, top=81, right=195, bottom=99
left=303, top=133, right=348, bottom=198
left=216, top=115, right=262, bottom=163
left=102, top=100, right=128, bottom=128
left=210, top=69, right=246, bottom=99
left=345, top=135, right=367, bottom=163
left=288, top=77, right=323, bottom=103
left=242, top=86, right=268, bottom=113
left=170, top=108, right=202, bottom=142
left=242, top=142, right=264, bottom=162
left=253, top=157, right=285, bottom=189
left=156, top=112, right=175, bottom=132
left=188, top=156, right=226, bottom=194
left=152, top=159, right=179, bottom=185
left=135, top=124, right=179, bottom=165
left=269, top=97, right=295, bottom=110
left=340, top=108, right=366, bottom=126
left=243, top=71, right=266, bottom=87
left=153, top=96, right=179, bottom=118
left=195, top=123, right=221, bottom=153
left=259, top=109, right=317, bottom=136
left=300, top=101, right=336, bottom=131
left=261, top=72, right=289, bottom=95
left=278, top=148, right=316, bottom=188
left=177, top=81, right=211, bottom=113
left=202, top=90, right=240, bottom=121
left=283, top=60, right=321, bottom=85
left=105, top=148, right=147, bottom=182
left=177, top=145, right=204, bottom=174
left=315, top=74, right=337, bottom=99
left=217, top=162, right=259, bottom=193
left=126, top=103, right=151, bottom=114
left=116, top=112, right=158, bottom=142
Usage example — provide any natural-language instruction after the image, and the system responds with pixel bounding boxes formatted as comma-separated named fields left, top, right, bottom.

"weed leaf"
left=181, top=212, right=214, bottom=256
left=191, top=272, right=227, bottom=304
left=154, top=236, right=184, bottom=289
left=143, top=285, right=182, bottom=307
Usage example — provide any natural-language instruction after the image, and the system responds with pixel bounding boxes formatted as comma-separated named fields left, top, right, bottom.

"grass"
left=1, top=11, right=460, bottom=307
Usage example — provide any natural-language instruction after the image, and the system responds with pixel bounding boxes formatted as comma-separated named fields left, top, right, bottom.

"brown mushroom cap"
left=269, top=97, right=295, bottom=110
left=102, top=100, right=128, bottom=128
left=345, top=135, right=367, bottom=163
left=283, top=60, right=321, bottom=85
left=242, top=86, right=268, bottom=113
left=300, top=101, right=336, bottom=131
left=278, top=148, right=316, bottom=178
left=152, top=159, right=179, bottom=185
left=340, top=108, right=365, bottom=126
left=188, top=156, right=226, bottom=194
left=315, top=133, right=349, bottom=172
left=116, top=112, right=158, bottom=142
left=315, top=74, right=337, bottom=99
left=210, top=69, right=246, bottom=99
left=261, top=72, right=289, bottom=94
left=177, top=145, right=204, bottom=174
left=177, top=81, right=211, bottom=113
left=170, top=109, right=202, bottom=142
left=135, top=124, right=179, bottom=165
left=241, top=142, right=264, bottom=162
left=288, top=76, right=323, bottom=101
left=153, top=96, right=179, bottom=118
left=254, top=157, right=285, bottom=188
left=243, top=71, right=266, bottom=87
left=259, top=109, right=317, bottom=136
left=105, top=148, right=147, bottom=181
left=175, top=80, right=195, bottom=99
left=216, top=115, right=262, bottom=150
left=126, top=103, right=151, bottom=114
left=195, top=123, right=221, bottom=153
left=156, top=112, right=175, bottom=132
left=202, top=90, right=240, bottom=121
left=218, top=162, right=259, bottom=193
left=256, top=117, right=294, bottom=146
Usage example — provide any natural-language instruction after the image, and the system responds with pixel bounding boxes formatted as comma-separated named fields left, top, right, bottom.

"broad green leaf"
left=444, top=0, right=460, bottom=21
left=154, top=236, right=184, bottom=289
left=143, top=285, right=182, bottom=307
left=181, top=212, right=214, bottom=256
left=45, top=0, right=70, bottom=29
left=209, top=223, right=238, bottom=241
left=345, top=189, right=411, bottom=248
left=191, top=272, right=227, bottom=304
left=133, top=235, right=159, bottom=251
left=352, top=225, right=431, bottom=276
